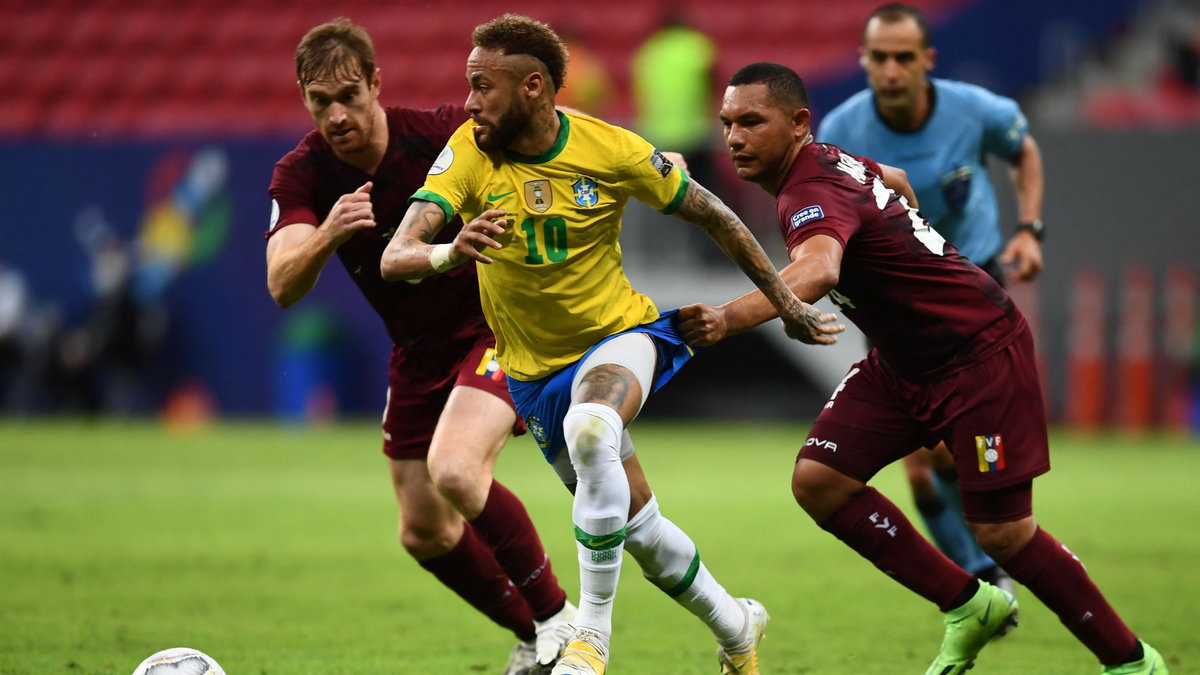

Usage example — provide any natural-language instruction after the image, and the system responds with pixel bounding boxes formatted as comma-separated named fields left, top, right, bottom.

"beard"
left=475, top=102, right=531, bottom=153
left=325, top=112, right=372, bottom=156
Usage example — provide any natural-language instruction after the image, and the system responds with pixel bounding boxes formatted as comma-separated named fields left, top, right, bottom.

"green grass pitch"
left=1, top=420, right=1195, bottom=673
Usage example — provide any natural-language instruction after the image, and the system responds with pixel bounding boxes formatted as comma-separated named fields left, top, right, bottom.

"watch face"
left=1018, top=220, right=1044, bottom=240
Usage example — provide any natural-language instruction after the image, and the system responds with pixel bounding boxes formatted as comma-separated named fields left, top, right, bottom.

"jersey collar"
left=504, top=111, right=570, bottom=164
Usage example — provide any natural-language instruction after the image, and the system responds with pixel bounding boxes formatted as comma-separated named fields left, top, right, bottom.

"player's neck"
left=509, top=102, right=560, bottom=156
left=764, top=135, right=813, bottom=196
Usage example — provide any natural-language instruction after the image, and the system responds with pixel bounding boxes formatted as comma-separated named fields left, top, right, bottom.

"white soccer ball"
left=131, top=647, right=225, bottom=675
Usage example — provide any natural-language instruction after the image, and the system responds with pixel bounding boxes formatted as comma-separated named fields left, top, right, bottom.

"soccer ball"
left=131, top=647, right=225, bottom=675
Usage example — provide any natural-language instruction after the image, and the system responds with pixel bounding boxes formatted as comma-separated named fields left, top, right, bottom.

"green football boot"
left=925, top=581, right=1018, bottom=675
left=1102, top=641, right=1168, bottom=674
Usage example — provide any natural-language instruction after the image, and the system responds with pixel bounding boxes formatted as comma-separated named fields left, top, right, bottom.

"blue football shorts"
left=507, top=310, right=694, bottom=463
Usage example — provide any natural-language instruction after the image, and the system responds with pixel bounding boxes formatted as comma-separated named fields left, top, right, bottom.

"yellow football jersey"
left=414, top=111, right=689, bottom=381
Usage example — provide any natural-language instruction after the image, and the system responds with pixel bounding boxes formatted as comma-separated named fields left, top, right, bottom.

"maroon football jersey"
left=776, top=142, right=1019, bottom=379
left=268, top=105, right=488, bottom=352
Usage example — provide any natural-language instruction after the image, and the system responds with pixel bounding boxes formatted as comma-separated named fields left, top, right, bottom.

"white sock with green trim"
left=564, top=402, right=629, bottom=639
left=624, top=496, right=746, bottom=643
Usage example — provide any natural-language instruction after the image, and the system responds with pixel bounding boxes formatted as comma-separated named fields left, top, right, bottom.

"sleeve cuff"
left=659, top=171, right=690, bottom=215
left=411, top=190, right=455, bottom=223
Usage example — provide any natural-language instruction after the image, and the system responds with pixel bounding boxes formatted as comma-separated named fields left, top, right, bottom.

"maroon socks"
left=1002, top=527, right=1138, bottom=665
left=470, top=480, right=567, bottom=621
left=418, top=522, right=535, bottom=640
left=820, top=486, right=975, bottom=610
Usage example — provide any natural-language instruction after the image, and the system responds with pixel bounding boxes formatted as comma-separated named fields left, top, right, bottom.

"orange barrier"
left=1065, top=269, right=1107, bottom=430
left=1163, top=267, right=1197, bottom=432
left=1115, top=266, right=1155, bottom=430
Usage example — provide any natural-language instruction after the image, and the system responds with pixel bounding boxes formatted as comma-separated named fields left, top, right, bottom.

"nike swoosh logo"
left=589, top=533, right=623, bottom=549
left=977, top=600, right=992, bottom=625
left=487, top=189, right=516, bottom=201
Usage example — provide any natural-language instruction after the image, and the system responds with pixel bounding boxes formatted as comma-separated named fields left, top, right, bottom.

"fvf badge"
left=572, top=176, right=599, bottom=207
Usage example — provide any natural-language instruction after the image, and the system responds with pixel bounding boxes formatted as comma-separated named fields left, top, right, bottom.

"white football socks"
left=624, top=495, right=746, bottom=644
left=563, top=402, right=629, bottom=639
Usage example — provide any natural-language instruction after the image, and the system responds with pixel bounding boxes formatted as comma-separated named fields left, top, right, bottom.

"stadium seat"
left=3, top=0, right=977, bottom=139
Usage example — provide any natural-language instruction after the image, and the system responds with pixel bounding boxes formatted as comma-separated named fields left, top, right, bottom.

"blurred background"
left=1, top=0, right=1198, bottom=432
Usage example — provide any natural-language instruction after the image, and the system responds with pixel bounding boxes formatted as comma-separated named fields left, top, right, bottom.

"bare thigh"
left=426, top=384, right=516, bottom=518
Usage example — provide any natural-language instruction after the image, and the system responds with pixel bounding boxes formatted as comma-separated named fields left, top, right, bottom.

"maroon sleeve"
left=266, top=143, right=319, bottom=240
left=776, top=180, right=861, bottom=254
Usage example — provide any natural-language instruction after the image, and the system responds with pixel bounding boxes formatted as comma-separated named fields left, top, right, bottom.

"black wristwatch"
left=1015, top=219, right=1044, bottom=242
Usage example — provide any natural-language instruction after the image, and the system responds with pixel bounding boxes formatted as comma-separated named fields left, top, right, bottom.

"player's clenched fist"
left=678, top=303, right=729, bottom=347
left=323, top=181, right=376, bottom=244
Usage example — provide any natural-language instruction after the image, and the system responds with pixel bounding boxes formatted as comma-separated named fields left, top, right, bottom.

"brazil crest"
left=572, top=176, right=599, bottom=207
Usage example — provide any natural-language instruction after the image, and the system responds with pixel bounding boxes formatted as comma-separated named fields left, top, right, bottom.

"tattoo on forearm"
left=577, top=364, right=632, bottom=408
left=681, top=182, right=792, bottom=304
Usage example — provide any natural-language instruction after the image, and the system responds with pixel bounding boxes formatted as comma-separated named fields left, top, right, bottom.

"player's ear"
left=369, top=67, right=382, bottom=96
left=859, top=45, right=878, bottom=70
left=793, top=107, right=811, bottom=135
left=524, top=70, right=545, bottom=100
left=925, top=46, right=937, bottom=72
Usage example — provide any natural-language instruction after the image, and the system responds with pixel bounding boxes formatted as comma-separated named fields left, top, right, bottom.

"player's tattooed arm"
left=380, top=200, right=448, bottom=281
left=381, top=200, right=512, bottom=281
left=673, top=180, right=842, bottom=346
left=407, top=201, right=446, bottom=244
left=674, top=181, right=799, bottom=309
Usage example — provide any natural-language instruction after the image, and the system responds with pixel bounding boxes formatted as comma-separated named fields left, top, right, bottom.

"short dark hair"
left=728, top=62, right=809, bottom=109
left=295, top=18, right=376, bottom=87
left=472, top=14, right=568, bottom=92
left=865, top=3, right=932, bottom=47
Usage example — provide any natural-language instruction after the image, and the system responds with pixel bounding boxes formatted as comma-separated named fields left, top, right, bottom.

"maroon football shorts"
left=799, top=324, right=1049, bottom=520
left=381, top=334, right=524, bottom=460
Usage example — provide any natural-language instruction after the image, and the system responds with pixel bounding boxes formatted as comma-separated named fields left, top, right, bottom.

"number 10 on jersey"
left=520, top=216, right=568, bottom=264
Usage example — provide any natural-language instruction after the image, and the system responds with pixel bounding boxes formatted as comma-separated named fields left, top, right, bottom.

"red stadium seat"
left=3, top=0, right=977, bottom=138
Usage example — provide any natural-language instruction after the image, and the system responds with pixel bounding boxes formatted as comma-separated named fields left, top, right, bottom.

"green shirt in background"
left=632, top=25, right=716, bottom=149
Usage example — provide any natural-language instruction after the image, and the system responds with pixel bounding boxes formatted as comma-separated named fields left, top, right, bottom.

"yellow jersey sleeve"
left=411, top=121, right=487, bottom=223
left=611, top=130, right=690, bottom=215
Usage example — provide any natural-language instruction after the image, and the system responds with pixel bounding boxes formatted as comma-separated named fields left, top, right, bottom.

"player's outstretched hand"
left=780, top=302, right=843, bottom=345
left=325, top=181, right=375, bottom=244
left=678, top=303, right=730, bottom=347
left=454, top=209, right=510, bottom=265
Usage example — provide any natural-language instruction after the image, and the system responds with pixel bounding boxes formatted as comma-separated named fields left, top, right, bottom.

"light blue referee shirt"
left=818, top=78, right=1028, bottom=265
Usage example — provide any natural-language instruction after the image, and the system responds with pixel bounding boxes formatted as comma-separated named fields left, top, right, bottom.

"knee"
left=563, top=404, right=621, bottom=465
left=970, top=520, right=1035, bottom=562
left=791, top=461, right=856, bottom=520
left=427, top=452, right=479, bottom=508
left=790, top=463, right=822, bottom=508
left=398, top=517, right=459, bottom=559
